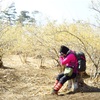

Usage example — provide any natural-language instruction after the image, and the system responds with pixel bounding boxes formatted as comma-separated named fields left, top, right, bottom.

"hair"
left=59, top=45, right=69, bottom=54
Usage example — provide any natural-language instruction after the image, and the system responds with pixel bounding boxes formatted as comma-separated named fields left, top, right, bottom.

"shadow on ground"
left=62, top=84, right=100, bottom=96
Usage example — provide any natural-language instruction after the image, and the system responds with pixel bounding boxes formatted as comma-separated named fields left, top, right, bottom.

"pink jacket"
left=59, top=51, right=78, bottom=73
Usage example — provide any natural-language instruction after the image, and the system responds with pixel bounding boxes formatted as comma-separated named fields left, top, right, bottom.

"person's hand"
left=59, top=52, right=64, bottom=56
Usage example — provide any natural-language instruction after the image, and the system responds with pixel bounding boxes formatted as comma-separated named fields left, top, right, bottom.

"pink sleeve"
left=59, top=56, right=69, bottom=65
left=59, top=54, right=74, bottom=65
left=59, top=56, right=64, bottom=65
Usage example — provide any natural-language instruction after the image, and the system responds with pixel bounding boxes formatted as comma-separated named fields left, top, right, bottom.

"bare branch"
left=57, top=30, right=98, bottom=69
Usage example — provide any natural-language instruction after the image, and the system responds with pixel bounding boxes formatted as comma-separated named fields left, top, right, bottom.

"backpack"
left=75, top=52, right=86, bottom=72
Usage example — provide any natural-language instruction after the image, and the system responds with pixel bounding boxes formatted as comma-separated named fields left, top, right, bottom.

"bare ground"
left=0, top=55, right=100, bottom=100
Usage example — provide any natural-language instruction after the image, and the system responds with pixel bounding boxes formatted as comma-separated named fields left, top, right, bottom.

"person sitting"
left=51, top=45, right=78, bottom=95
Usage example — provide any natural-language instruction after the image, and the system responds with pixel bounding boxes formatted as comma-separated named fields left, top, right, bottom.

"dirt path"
left=0, top=55, right=100, bottom=100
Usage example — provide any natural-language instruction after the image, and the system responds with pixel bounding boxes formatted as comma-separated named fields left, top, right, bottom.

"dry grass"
left=0, top=55, right=100, bottom=100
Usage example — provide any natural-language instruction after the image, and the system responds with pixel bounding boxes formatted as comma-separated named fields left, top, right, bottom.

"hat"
left=60, top=45, right=69, bottom=54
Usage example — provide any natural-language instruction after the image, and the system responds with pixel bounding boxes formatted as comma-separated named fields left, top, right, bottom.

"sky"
left=1, top=0, right=97, bottom=24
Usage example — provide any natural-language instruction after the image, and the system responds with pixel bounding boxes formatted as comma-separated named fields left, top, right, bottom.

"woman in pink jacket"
left=52, top=45, right=78, bottom=95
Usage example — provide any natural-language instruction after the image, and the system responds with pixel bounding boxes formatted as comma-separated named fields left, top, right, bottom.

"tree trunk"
left=0, top=60, right=3, bottom=68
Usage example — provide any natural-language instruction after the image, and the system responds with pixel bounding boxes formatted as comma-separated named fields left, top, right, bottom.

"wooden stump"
left=64, top=72, right=86, bottom=92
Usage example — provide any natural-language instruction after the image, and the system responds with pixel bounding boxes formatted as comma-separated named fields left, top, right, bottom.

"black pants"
left=56, top=72, right=76, bottom=85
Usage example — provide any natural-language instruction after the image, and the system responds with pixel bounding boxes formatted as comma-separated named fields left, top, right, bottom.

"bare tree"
left=91, top=0, right=100, bottom=26
left=56, top=29, right=100, bottom=79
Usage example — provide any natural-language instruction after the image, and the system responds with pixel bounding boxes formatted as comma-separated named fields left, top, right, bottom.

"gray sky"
left=1, top=0, right=97, bottom=24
